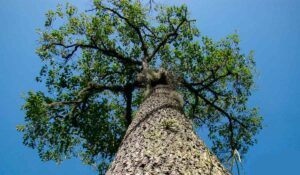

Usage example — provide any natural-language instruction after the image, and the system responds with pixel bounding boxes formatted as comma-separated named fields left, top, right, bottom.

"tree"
left=17, top=0, right=262, bottom=174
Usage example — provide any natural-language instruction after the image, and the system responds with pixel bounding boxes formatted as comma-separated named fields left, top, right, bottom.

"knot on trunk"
left=137, top=69, right=183, bottom=106
left=137, top=68, right=178, bottom=88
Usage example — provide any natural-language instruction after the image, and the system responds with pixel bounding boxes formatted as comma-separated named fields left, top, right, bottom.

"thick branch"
left=124, top=84, right=134, bottom=127
left=52, top=42, right=141, bottom=66
left=78, top=83, right=125, bottom=97
left=188, top=92, right=206, bottom=124
left=47, top=84, right=125, bottom=107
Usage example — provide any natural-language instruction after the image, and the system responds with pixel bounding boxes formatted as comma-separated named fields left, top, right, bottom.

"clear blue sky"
left=0, top=0, right=299, bottom=174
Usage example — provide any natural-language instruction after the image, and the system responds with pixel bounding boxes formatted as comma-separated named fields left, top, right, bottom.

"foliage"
left=18, top=0, right=262, bottom=174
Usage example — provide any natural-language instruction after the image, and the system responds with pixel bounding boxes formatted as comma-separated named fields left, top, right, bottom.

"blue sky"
left=0, top=0, right=299, bottom=174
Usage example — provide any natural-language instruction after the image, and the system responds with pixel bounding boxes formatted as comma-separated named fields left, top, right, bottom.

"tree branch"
left=47, top=100, right=81, bottom=107
left=183, top=81, right=241, bottom=158
left=46, top=84, right=125, bottom=107
left=52, top=42, right=141, bottom=66
left=182, top=80, right=246, bottom=129
left=141, top=23, right=161, bottom=40
left=189, top=69, right=232, bottom=89
left=148, top=18, right=187, bottom=62
left=100, top=6, right=149, bottom=58
left=124, top=84, right=134, bottom=127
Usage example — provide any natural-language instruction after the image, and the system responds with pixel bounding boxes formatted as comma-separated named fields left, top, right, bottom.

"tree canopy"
left=17, top=0, right=263, bottom=174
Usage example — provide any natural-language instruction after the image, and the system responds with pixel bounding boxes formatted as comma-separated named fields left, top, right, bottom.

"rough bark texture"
left=106, top=85, right=230, bottom=175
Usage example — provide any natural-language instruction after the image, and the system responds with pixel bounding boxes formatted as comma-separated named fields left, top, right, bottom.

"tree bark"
left=106, top=85, right=230, bottom=175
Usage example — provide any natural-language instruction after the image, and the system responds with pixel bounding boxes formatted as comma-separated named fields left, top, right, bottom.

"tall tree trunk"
left=106, top=85, right=230, bottom=175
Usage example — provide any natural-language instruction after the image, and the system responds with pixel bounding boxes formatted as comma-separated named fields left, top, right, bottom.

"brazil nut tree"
left=18, top=0, right=262, bottom=174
